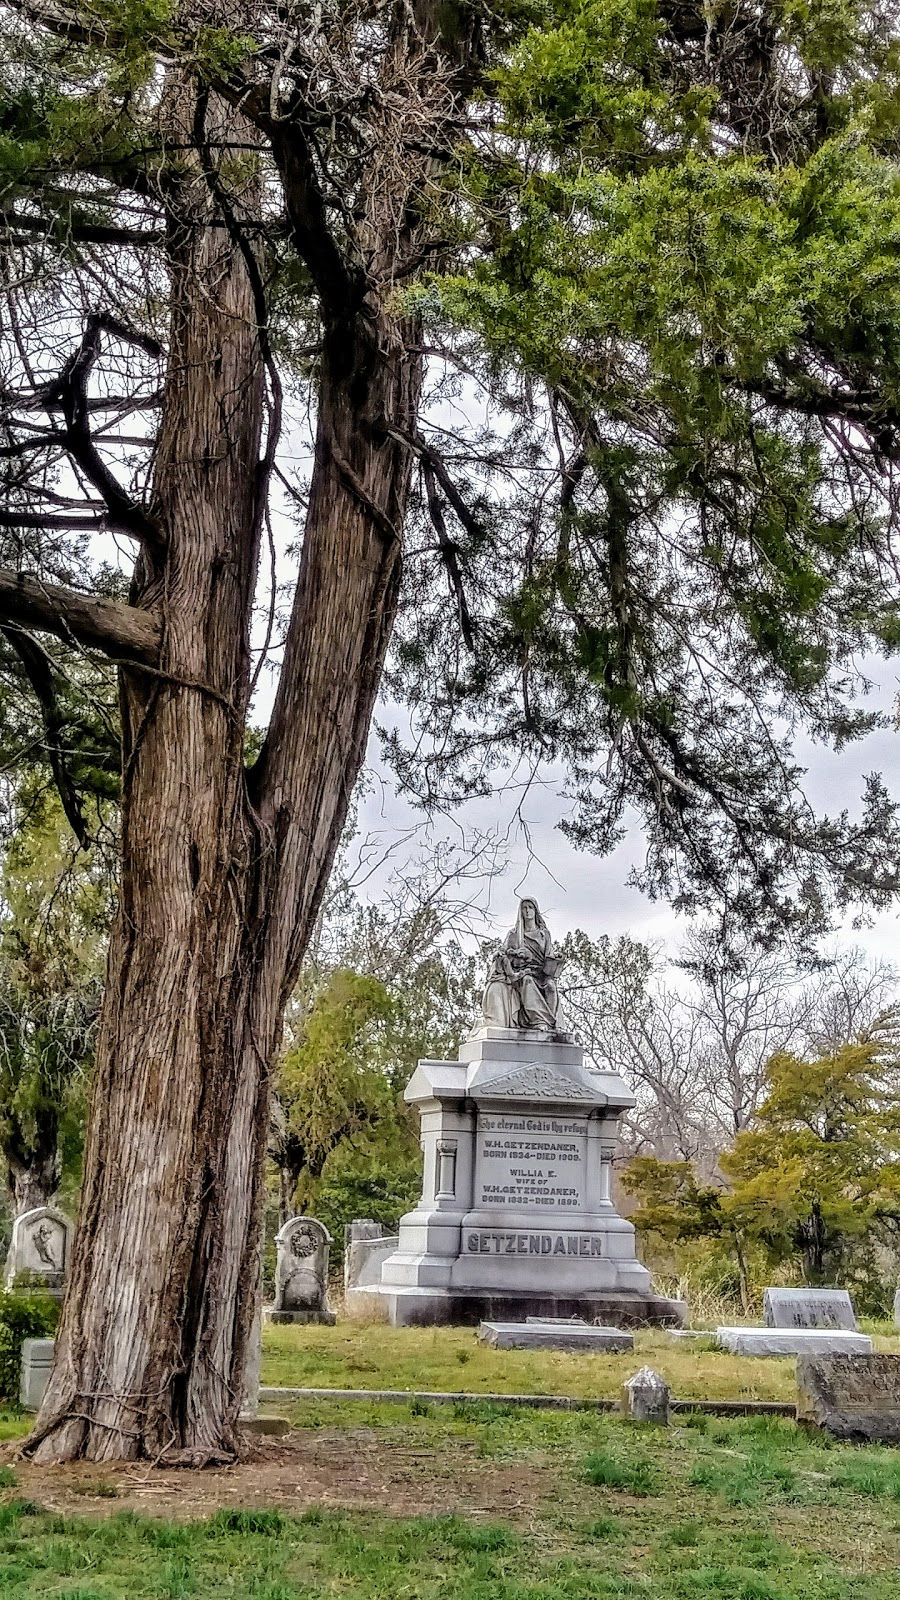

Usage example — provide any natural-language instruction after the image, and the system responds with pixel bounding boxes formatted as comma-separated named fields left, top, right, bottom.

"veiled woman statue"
left=481, top=898, right=564, bottom=1031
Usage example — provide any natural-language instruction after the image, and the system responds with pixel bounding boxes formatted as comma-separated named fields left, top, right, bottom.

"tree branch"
left=0, top=569, right=161, bottom=663
left=421, top=458, right=475, bottom=650
left=1, top=627, right=89, bottom=844
left=39, top=314, right=164, bottom=552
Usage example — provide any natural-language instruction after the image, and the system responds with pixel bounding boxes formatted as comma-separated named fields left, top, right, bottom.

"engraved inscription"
left=466, top=1231, right=602, bottom=1257
left=475, top=1113, right=587, bottom=1210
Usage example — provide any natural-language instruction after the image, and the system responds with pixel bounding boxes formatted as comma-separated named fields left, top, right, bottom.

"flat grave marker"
left=479, top=1320, right=634, bottom=1352
left=717, top=1327, right=872, bottom=1357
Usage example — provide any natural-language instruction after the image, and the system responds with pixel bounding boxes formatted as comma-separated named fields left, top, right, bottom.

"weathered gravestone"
left=268, top=1217, right=335, bottom=1325
left=20, top=1337, right=55, bottom=1411
left=5, top=1205, right=73, bottom=1299
left=357, top=898, right=685, bottom=1328
left=479, top=1318, right=634, bottom=1352
left=796, top=1353, right=900, bottom=1443
left=622, top=1366, right=670, bottom=1424
left=344, top=1220, right=399, bottom=1297
left=763, top=1287, right=857, bottom=1331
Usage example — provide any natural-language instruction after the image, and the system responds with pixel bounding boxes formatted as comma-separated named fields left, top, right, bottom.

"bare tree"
left=565, top=927, right=898, bottom=1170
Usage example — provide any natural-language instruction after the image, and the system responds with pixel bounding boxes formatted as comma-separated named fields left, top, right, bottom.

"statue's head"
left=520, top=897, right=539, bottom=930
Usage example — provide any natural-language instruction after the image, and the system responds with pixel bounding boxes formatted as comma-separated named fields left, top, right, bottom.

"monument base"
left=264, top=1308, right=336, bottom=1326
left=346, top=1285, right=686, bottom=1328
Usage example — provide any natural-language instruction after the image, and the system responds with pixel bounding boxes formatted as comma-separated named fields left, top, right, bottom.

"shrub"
left=0, top=1289, right=58, bottom=1402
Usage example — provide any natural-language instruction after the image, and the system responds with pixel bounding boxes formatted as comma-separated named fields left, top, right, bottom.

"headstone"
left=267, top=1217, right=335, bottom=1325
left=622, top=1366, right=669, bottom=1424
left=893, top=1286, right=900, bottom=1329
left=479, top=1319, right=634, bottom=1352
left=716, top=1326, right=872, bottom=1357
left=5, top=1205, right=74, bottom=1299
left=20, top=1337, right=55, bottom=1411
left=240, top=1288, right=263, bottom=1420
left=354, top=899, right=685, bottom=1329
left=344, top=1221, right=399, bottom=1296
left=763, top=1287, right=857, bottom=1331
left=796, top=1353, right=900, bottom=1443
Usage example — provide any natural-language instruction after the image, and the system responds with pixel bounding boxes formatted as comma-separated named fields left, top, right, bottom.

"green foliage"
left=0, top=1288, right=58, bottom=1402
left=720, top=1034, right=900, bottom=1283
left=0, top=792, right=109, bottom=1210
left=625, top=1028, right=900, bottom=1293
left=280, top=968, right=396, bottom=1178
left=274, top=883, right=481, bottom=1239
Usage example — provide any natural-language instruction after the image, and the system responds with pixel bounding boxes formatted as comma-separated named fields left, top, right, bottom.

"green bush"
left=0, top=1289, right=59, bottom=1402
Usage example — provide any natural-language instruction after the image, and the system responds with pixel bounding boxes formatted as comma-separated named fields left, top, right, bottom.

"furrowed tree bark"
left=28, top=82, right=270, bottom=1464
left=25, top=95, right=421, bottom=1462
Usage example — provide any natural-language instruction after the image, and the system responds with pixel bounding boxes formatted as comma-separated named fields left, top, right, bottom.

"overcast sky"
left=353, top=698, right=900, bottom=968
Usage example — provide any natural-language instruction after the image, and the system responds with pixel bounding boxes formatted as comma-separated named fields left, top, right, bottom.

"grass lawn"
left=259, top=1319, right=900, bottom=1403
left=2, top=1405, right=900, bottom=1596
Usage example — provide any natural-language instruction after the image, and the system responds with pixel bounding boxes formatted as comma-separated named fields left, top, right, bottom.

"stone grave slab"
left=796, top=1353, right=900, bottom=1443
left=479, top=1319, right=634, bottom=1352
left=763, top=1287, right=857, bottom=1331
left=20, top=1337, right=55, bottom=1411
left=717, top=1326, right=872, bottom=1357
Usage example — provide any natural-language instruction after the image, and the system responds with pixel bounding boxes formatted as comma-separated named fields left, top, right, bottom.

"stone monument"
left=351, top=899, right=685, bottom=1327
left=267, top=1216, right=335, bottom=1325
left=5, top=1204, right=73, bottom=1299
left=796, top=1353, right=900, bottom=1443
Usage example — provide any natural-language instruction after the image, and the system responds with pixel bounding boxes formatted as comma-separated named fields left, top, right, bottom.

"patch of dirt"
left=1, top=1427, right=557, bottom=1522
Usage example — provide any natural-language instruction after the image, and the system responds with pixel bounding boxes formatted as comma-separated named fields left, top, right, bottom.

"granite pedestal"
left=353, top=1027, right=684, bottom=1328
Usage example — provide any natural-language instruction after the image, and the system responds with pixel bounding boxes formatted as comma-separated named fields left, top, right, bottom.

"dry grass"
left=260, top=1319, right=900, bottom=1402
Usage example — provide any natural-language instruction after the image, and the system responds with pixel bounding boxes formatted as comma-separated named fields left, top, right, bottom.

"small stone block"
left=479, top=1320, right=634, bottom=1353
left=20, top=1336, right=55, bottom=1411
left=763, top=1287, right=857, bottom=1331
left=717, top=1327, right=872, bottom=1357
left=622, top=1365, right=669, bottom=1424
left=239, top=1414, right=291, bottom=1436
left=796, top=1353, right=900, bottom=1443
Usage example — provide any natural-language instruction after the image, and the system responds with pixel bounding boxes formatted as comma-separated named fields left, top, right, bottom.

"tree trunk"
left=27, top=107, right=421, bottom=1464
left=5, top=1113, right=60, bottom=1214
left=8, top=1157, right=59, bottom=1216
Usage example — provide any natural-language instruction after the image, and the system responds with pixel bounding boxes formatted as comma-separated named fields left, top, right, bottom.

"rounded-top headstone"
left=272, top=1216, right=335, bottom=1325
left=5, top=1205, right=74, bottom=1296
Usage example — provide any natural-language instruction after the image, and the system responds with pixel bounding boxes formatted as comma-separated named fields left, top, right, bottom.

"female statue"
left=481, top=897, right=563, bottom=1031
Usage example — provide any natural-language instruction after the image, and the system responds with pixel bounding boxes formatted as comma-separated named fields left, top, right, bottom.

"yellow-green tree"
left=273, top=970, right=396, bottom=1224
left=720, top=1036, right=900, bottom=1285
left=624, top=1030, right=900, bottom=1301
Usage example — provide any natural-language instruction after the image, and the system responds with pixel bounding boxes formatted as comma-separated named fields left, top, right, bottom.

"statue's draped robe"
left=481, top=905, right=560, bottom=1029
